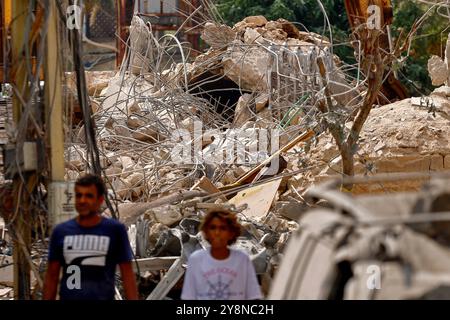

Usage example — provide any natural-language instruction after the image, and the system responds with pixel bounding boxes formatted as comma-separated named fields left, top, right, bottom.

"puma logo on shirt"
left=63, top=235, right=110, bottom=266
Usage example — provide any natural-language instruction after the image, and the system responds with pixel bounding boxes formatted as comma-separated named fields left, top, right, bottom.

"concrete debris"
left=129, top=16, right=153, bottom=75
left=428, top=55, right=448, bottom=86
left=427, top=35, right=450, bottom=88
left=431, top=85, right=450, bottom=98
left=229, top=179, right=281, bottom=218
left=289, top=98, right=450, bottom=194
left=143, top=205, right=183, bottom=227
left=233, top=94, right=254, bottom=126
left=61, top=14, right=450, bottom=300
left=66, top=13, right=360, bottom=201
left=201, top=22, right=236, bottom=49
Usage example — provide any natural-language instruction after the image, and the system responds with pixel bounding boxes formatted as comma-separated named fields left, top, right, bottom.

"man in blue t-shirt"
left=43, top=174, right=138, bottom=300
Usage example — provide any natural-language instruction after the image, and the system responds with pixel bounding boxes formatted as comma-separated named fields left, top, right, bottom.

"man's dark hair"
left=75, top=174, right=106, bottom=198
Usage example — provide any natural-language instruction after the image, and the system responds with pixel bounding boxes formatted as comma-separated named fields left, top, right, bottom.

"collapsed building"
left=1, top=8, right=450, bottom=299
left=60, top=13, right=450, bottom=299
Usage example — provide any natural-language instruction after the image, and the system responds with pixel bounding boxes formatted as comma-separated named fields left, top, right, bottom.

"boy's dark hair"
left=200, top=210, right=241, bottom=245
left=75, top=174, right=106, bottom=198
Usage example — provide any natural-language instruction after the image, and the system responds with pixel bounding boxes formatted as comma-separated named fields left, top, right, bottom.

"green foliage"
left=216, top=0, right=296, bottom=23
left=391, top=1, right=449, bottom=95
left=215, top=0, right=450, bottom=96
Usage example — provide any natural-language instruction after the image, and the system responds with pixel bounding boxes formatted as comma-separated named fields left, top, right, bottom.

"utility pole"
left=45, top=1, right=66, bottom=228
left=11, top=0, right=31, bottom=300
left=9, top=0, right=63, bottom=300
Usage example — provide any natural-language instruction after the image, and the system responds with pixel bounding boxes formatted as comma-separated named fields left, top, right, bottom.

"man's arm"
left=119, top=262, right=138, bottom=300
left=43, top=260, right=61, bottom=300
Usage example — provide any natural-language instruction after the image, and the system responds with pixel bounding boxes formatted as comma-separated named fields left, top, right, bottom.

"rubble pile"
left=65, top=15, right=359, bottom=199
left=60, top=15, right=450, bottom=299
left=284, top=95, right=450, bottom=194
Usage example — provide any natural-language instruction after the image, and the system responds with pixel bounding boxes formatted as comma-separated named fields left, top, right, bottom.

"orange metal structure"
left=344, top=0, right=408, bottom=102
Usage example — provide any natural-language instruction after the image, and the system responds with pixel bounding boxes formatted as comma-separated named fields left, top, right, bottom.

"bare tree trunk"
left=317, top=27, right=385, bottom=191
left=340, top=143, right=355, bottom=190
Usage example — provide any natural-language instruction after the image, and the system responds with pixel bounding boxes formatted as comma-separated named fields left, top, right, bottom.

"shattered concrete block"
left=128, top=224, right=137, bottom=254
left=104, top=117, right=115, bottom=130
left=0, top=255, right=13, bottom=286
left=125, top=172, right=144, bottom=188
left=376, top=156, right=432, bottom=173
left=297, top=31, right=330, bottom=46
left=428, top=55, right=448, bottom=86
left=431, top=86, right=450, bottom=98
left=145, top=205, right=183, bottom=227
left=201, top=132, right=215, bottom=148
left=232, top=166, right=247, bottom=178
left=223, top=171, right=236, bottom=185
left=243, top=16, right=268, bottom=27
left=445, top=33, right=450, bottom=86
left=99, top=156, right=110, bottom=168
left=233, top=15, right=267, bottom=32
left=258, top=233, right=279, bottom=251
left=129, top=16, right=153, bottom=75
left=263, top=29, right=288, bottom=42
left=265, top=21, right=283, bottom=31
left=201, top=22, right=236, bottom=49
left=287, top=221, right=299, bottom=231
left=255, top=94, right=269, bottom=112
left=244, top=28, right=263, bottom=44
left=222, top=44, right=270, bottom=92
left=233, top=94, right=254, bottom=126
left=131, top=186, right=144, bottom=198
left=0, top=287, right=12, bottom=298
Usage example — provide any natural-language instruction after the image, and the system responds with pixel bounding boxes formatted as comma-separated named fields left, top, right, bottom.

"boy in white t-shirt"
left=181, top=210, right=262, bottom=300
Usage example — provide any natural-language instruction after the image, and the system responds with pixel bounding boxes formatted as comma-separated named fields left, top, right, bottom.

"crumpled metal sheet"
left=270, top=177, right=450, bottom=300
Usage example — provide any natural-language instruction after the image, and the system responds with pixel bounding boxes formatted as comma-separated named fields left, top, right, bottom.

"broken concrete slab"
left=143, top=205, right=183, bottom=227
left=431, top=86, right=450, bottom=98
left=229, top=178, right=282, bottom=218
left=201, top=22, right=236, bottom=49
left=274, top=201, right=305, bottom=221
left=428, top=55, right=448, bottom=86
left=232, top=93, right=254, bottom=126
